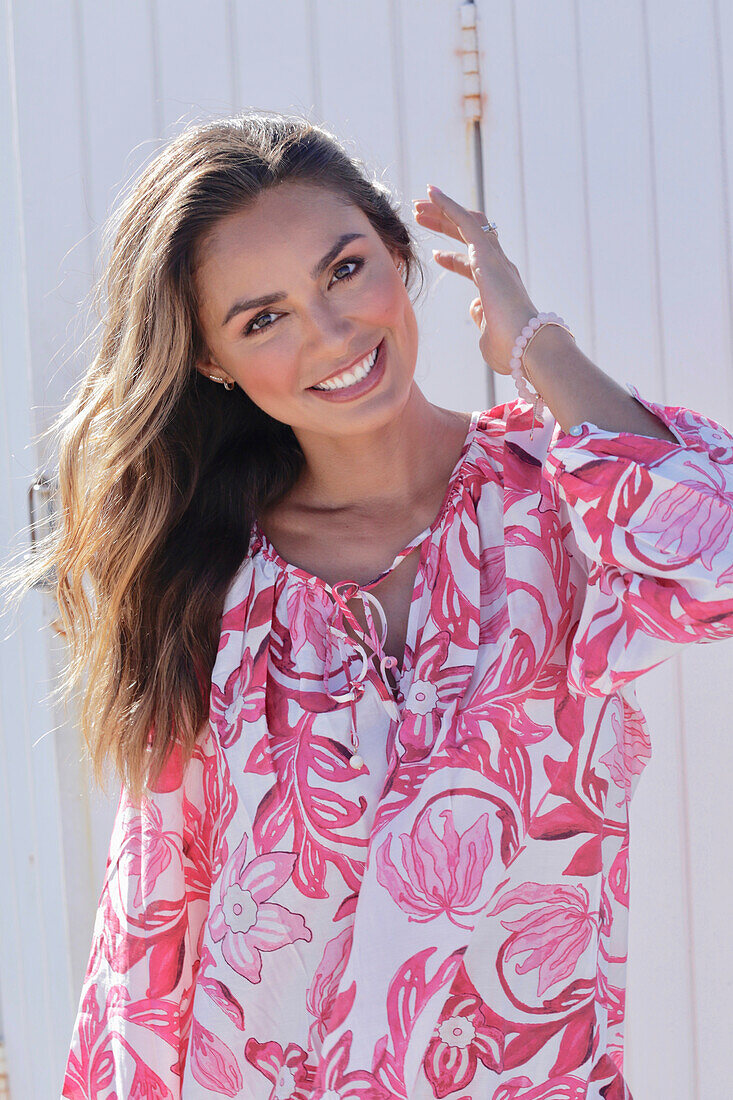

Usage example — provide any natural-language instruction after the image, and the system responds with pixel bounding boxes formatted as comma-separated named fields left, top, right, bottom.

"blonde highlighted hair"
left=5, top=112, right=425, bottom=804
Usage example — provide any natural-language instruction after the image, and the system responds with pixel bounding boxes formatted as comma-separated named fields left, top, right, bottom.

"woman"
left=18, top=112, right=733, bottom=1097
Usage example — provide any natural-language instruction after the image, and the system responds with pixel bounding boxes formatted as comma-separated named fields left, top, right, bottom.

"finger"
left=469, top=296, right=484, bottom=328
left=426, top=186, right=484, bottom=247
left=413, top=204, right=465, bottom=245
left=415, top=198, right=489, bottom=226
left=432, top=250, right=475, bottom=281
left=415, top=196, right=501, bottom=254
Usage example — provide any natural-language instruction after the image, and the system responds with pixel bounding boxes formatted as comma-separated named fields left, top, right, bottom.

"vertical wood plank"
left=643, top=0, right=732, bottom=420
left=674, top=639, right=733, bottom=1097
left=313, top=0, right=400, bottom=181
left=79, top=0, right=157, bottom=251
left=11, top=0, right=92, bottom=450
left=574, top=0, right=665, bottom=400
left=510, top=1, right=592, bottom=357
left=0, top=5, right=84, bottom=1093
left=231, top=0, right=313, bottom=115
left=154, top=0, right=233, bottom=135
left=643, top=1, right=733, bottom=1093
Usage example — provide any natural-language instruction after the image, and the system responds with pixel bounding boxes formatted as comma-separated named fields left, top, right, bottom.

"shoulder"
left=462, top=395, right=565, bottom=502
left=476, top=394, right=565, bottom=457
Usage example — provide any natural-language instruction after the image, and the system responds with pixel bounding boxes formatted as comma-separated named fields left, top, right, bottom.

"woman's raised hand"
left=412, top=184, right=539, bottom=377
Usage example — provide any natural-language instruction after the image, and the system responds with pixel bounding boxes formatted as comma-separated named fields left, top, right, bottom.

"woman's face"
left=194, top=181, right=419, bottom=438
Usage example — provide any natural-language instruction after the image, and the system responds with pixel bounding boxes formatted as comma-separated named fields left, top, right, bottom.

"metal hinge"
left=459, top=0, right=483, bottom=123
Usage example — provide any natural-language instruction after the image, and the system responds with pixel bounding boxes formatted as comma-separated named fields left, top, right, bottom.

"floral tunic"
left=62, top=384, right=733, bottom=1100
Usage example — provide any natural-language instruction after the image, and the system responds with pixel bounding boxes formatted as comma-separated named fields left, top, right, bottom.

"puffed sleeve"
left=61, top=723, right=219, bottom=1099
left=543, top=382, right=733, bottom=696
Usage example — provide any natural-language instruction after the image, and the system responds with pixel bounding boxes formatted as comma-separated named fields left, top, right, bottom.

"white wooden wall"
left=0, top=1, right=731, bottom=1097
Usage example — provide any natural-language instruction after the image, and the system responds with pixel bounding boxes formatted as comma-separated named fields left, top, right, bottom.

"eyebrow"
left=220, top=232, right=368, bottom=328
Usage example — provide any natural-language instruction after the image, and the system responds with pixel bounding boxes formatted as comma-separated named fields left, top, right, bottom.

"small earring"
left=208, top=374, right=234, bottom=391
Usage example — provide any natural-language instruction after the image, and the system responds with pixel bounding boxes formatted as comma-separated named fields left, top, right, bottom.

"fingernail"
left=427, top=184, right=443, bottom=195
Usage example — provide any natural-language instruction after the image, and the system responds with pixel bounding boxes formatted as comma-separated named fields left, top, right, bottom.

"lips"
left=308, top=338, right=387, bottom=403
left=309, top=341, right=382, bottom=390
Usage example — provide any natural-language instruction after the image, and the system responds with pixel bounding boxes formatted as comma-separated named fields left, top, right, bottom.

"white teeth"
left=312, top=344, right=380, bottom=391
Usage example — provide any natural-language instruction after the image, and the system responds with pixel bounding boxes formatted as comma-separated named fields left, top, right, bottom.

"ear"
left=391, top=252, right=406, bottom=279
left=194, top=354, right=235, bottom=388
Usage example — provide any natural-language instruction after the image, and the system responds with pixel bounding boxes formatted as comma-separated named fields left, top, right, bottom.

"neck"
left=288, top=386, right=470, bottom=515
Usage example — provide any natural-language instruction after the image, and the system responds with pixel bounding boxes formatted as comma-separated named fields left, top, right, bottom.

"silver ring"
left=481, top=222, right=498, bottom=235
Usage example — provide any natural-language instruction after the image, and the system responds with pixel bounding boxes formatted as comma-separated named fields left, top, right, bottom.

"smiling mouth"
left=309, top=341, right=382, bottom=392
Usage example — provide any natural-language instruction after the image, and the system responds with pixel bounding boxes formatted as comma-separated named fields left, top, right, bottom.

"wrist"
left=521, top=322, right=576, bottom=388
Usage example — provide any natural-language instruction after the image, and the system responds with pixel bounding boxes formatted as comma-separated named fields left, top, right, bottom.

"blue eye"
left=242, top=256, right=366, bottom=336
left=244, top=309, right=278, bottom=336
left=331, top=257, right=364, bottom=283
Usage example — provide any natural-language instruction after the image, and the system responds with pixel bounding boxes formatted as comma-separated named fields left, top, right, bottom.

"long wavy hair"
left=5, top=112, right=426, bottom=804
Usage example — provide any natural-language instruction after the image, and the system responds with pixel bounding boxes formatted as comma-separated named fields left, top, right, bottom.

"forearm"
left=522, top=323, right=678, bottom=443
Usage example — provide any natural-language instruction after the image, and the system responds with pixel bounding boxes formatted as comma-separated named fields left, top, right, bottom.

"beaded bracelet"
left=509, top=312, right=576, bottom=439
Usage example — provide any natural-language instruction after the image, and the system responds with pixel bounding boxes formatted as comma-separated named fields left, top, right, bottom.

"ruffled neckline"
left=251, top=408, right=484, bottom=592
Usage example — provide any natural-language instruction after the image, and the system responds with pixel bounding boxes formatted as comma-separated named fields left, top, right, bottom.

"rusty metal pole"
left=459, top=0, right=495, bottom=407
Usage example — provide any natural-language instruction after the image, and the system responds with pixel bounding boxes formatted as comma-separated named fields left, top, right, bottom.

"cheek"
left=400, top=288, right=418, bottom=334
left=370, top=270, right=410, bottom=326
left=387, top=279, right=418, bottom=355
left=239, top=351, right=299, bottom=400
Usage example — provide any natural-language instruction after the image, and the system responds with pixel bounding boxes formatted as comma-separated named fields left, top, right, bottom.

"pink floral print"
left=210, top=648, right=266, bottom=748
left=487, top=882, right=599, bottom=997
left=208, top=835, right=311, bottom=983
left=424, top=964, right=505, bottom=1096
left=63, top=384, right=733, bottom=1098
left=399, top=632, right=474, bottom=759
left=375, top=807, right=495, bottom=927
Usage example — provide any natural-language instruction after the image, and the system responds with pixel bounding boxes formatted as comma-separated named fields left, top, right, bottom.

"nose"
left=303, top=294, right=357, bottom=356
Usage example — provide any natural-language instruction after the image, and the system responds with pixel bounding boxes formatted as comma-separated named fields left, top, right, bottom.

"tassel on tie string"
left=323, top=581, right=402, bottom=770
